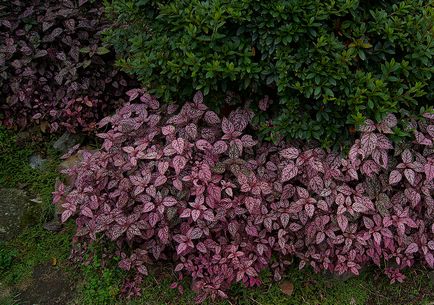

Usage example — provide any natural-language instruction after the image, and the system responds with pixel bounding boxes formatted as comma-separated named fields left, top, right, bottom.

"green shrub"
left=104, top=0, right=433, bottom=146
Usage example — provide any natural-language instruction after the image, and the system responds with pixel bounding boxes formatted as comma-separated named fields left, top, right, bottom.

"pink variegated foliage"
left=0, top=0, right=136, bottom=133
left=54, top=90, right=434, bottom=302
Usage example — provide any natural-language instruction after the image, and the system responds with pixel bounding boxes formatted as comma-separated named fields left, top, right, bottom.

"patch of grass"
left=72, top=244, right=124, bottom=305
left=0, top=126, right=61, bottom=221
left=366, top=267, right=434, bottom=305
left=0, top=294, right=19, bottom=305
left=0, top=126, right=73, bottom=303
left=227, top=268, right=370, bottom=305
left=0, top=224, right=74, bottom=286
left=71, top=260, right=433, bottom=305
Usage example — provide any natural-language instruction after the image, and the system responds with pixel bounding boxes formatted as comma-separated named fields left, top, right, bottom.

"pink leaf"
left=189, top=228, right=203, bottom=239
left=405, top=243, right=419, bottom=254
left=424, top=161, right=434, bottom=182
left=280, top=213, right=290, bottom=228
left=176, top=243, right=188, bottom=255
left=196, top=139, right=212, bottom=150
left=193, top=91, right=204, bottom=104
left=281, top=163, right=298, bottom=182
left=310, top=159, right=324, bottom=173
left=316, top=232, right=325, bottom=244
left=126, top=89, right=139, bottom=101
left=122, top=146, right=134, bottom=154
left=361, top=160, right=380, bottom=177
left=222, top=118, right=234, bottom=134
left=191, top=210, right=201, bottom=222
left=383, top=113, right=397, bottom=128
left=185, top=123, right=198, bottom=139
left=162, top=125, right=175, bottom=135
left=280, top=148, right=299, bottom=160
left=361, top=133, right=377, bottom=155
left=360, top=119, right=376, bottom=132
left=352, top=201, right=369, bottom=213
left=204, top=111, right=221, bottom=125
left=172, top=138, right=185, bottom=154
left=305, top=204, right=315, bottom=218
left=61, top=210, right=73, bottom=223
left=389, top=170, right=402, bottom=184
left=241, top=135, right=257, bottom=148
left=401, top=149, right=413, bottom=163
left=118, top=259, right=131, bottom=271
left=337, top=214, right=348, bottom=232
left=404, top=188, right=421, bottom=207
left=154, top=175, right=167, bottom=187
left=246, top=225, right=259, bottom=237
left=427, top=125, right=434, bottom=138
left=203, top=210, right=215, bottom=222
left=415, top=131, right=432, bottom=146
left=158, top=161, right=169, bottom=175
left=404, top=169, right=415, bottom=185
left=143, top=202, right=155, bottom=213
left=149, top=213, right=159, bottom=227
left=363, top=217, right=374, bottom=229
left=213, top=141, right=228, bottom=154
left=81, top=207, right=93, bottom=218
left=173, top=155, right=187, bottom=175
left=163, top=196, right=177, bottom=207
left=175, top=264, right=184, bottom=272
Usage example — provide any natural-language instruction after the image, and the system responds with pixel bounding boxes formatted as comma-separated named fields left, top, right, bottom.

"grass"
left=0, top=127, right=61, bottom=221
left=0, top=126, right=433, bottom=305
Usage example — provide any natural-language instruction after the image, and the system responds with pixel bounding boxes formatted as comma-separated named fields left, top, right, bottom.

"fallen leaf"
left=279, top=280, right=294, bottom=296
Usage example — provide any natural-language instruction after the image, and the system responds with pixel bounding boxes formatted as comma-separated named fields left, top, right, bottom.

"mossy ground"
left=0, top=126, right=433, bottom=305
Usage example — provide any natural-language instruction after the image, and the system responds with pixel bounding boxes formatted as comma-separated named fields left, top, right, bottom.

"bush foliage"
left=105, top=0, right=433, bottom=145
left=0, top=0, right=136, bottom=133
left=55, top=90, right=434, bottom=302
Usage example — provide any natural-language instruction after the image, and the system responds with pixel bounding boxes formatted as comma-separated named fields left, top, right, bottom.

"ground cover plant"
left=55, top=90, right=434, bottom=302
left=1, top=0, right=433, bottom=303
left=0, top=125, right=433, bottom=305
left=0, top=0, right=136, bottom=133
left=104, top=0, right=434, bottom=146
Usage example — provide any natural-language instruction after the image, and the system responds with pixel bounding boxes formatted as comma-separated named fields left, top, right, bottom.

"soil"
left=15, top=263, right=75, bottom=305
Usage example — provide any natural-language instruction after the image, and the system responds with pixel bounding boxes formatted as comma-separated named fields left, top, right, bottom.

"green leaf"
left=96, top=47, right=111, bottom=55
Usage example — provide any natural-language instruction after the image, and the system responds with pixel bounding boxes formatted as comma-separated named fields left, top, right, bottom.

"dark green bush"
left=104, top=0, right=433, bottom=146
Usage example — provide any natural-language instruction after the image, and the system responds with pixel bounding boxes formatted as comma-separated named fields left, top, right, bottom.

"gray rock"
left=0, top=188, right=39, bottom=241
left=29, top=154, right=47, bottom=169
left=43, top=220, right=62, bottom=232
left=53, top=132, right=81, bottom=154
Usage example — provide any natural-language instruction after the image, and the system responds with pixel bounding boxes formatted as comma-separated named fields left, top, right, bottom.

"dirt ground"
left=14, top=263, right=75, bottom=305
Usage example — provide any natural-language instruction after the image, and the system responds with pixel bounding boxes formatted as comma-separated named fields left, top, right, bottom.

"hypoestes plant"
left=54, top=90, right=434, bottom=302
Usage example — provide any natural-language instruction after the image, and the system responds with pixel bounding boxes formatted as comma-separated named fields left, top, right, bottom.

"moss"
left=0, top=224, right=74, bottom=287
left=0, top=127, right=61, bottom=222
left=0, top=127, right=71, bottom=290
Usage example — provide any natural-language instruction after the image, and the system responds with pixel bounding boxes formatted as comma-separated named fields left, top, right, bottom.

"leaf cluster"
left=0, top=0, right=136, bottom=132
left=104, top=0, right=434, bottom=145
left=55, top=90, right=434, bottom=302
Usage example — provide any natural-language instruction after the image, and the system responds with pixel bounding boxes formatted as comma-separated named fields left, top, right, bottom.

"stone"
left=43, top=220, right=63, bottom=232
left=0, top=188, right=40, bottom=241
left=52, top=132, right=81, bottom=154
left=14, top=263, right=75, bottom=305
left=29, top=154, right=47, bottom=169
